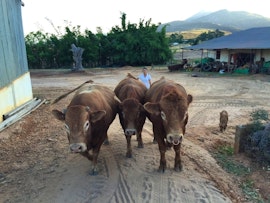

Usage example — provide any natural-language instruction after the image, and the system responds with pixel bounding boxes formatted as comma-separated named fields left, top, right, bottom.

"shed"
left=0, top=0, right=40, bottom=129
left=184, top=27, right=270, bottom=68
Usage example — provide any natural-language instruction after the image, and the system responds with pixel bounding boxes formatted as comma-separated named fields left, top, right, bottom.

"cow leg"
left=81, top=151, right=93, bottom=161
left=126, top=135, right=132, bottom=158
left=103, top=134, right=109, bottom=145
left=173, top=144, right=182, bottom=172
left=137, top=132, right=144, bottom=148
left=153, top=136, right=157, bottom=144
left=137, top=117, right=146, bottom=147
left=158, top=149, right=166, bottom=172
left=153, top=125, right=166, bottom=172
left=90, top=148, right=100, bottom=176
left=157, top=137, right=167, bottom=172
left=152, top=125, right=157, bottom=144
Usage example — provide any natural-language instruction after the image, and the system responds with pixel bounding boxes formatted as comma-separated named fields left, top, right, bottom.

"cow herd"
left=52, top=73, right=195, bottom=175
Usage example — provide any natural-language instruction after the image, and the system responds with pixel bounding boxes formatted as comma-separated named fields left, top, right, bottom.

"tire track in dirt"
left=107, top=119, right=232, bottom=203
left=108, top=119, right=165, bottom=203
left=191, top=99, right=255, bottom=108
left=111, top=172, right=135, bottom=203
left=107, top=119, right=139, bottom=203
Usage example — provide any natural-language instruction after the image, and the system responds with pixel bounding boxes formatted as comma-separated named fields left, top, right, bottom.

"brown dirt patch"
left=1, top=67, right=270, bottom=202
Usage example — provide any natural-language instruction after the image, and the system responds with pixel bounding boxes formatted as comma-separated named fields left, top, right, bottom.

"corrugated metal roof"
left=185, top=27, right=270, bottom=50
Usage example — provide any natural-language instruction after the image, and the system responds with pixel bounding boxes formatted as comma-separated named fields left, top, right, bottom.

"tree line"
left=25, top=13, right=224, bottom=69
left=167, top=29, right=225, bottom=45
left=25, top=13, right=172, bottom=69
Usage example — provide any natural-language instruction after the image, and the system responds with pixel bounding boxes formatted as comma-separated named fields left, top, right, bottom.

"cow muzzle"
left=167, top=134, right=183, bottom=145
left=69, top=143, right=87, bottom=153
left=125, top=129, right=137, bottom=136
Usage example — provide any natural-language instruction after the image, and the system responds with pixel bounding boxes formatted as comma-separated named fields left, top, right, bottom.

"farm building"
left=185, top=27, right=270, bottom=71
left=0, top=0, right=39, bottom=130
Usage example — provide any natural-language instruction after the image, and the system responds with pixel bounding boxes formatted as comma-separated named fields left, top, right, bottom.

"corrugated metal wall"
left=0, top=0, right=33, bottom=123
left=0, top=0, right=28, bottom=88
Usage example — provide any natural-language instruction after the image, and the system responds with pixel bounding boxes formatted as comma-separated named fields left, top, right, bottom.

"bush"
left=245, top=109, right=270, bottom=163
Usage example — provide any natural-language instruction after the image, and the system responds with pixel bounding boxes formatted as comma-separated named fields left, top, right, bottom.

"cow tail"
left=51, top=79, right=93, bottom=104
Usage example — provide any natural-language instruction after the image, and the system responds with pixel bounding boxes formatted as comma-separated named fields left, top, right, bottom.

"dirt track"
left=1, top=67, right=270, bottom=203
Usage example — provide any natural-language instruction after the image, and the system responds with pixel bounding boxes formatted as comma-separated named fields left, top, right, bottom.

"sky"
left=21, top=0, right=270, bottom=35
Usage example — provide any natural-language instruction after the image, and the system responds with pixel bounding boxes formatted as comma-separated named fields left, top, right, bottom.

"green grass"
left=241, top=179, right=264, bottom=203
left=213, top=147, right=250, bottom=176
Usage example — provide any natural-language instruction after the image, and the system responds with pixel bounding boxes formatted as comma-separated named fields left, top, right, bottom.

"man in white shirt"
left=138, top=67, right=152, bottom=89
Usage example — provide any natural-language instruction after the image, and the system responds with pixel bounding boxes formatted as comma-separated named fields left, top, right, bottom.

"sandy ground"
left=1, top=67, right=270, bottom=203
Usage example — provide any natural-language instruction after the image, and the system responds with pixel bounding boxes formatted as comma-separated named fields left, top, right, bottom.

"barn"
left=185, top=27, right=270, bottom=72
left=0, top=0, right=40, bottom=130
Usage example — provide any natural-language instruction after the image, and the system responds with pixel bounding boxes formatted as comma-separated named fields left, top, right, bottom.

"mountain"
left=185, top=10, right=212, bottom=21
left=159, top=9, right=270, bottom=33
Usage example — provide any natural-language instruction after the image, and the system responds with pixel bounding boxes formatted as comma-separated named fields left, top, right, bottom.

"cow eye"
left=64, top=124, right=70, bottom=134
left=161, top=111, right=166, bottom=120
left=84, top=120, right=90, bottom=131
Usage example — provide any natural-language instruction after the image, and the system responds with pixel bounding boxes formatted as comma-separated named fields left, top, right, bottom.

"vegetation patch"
left=212, top=145, right=264, bottom=202
left=212, top=109, right=270, bottom=202
left=240, top=179, right=264, bottom=203
left=213, top=145, right=250, bottom=176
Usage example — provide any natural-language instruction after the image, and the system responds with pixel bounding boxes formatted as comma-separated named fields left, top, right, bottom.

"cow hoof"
left=158, top=165, right=166, bottom=173
left=103, top=140, right=109, bottom=145
left=126, top=152, right=132, bottom=158
left=137, top=143, right=144, bottom=148
left=89, top=169, right=98, bottom=176
left=174, top=164, right=183, bottom=172
left=153, top=139, right=157, bottom=144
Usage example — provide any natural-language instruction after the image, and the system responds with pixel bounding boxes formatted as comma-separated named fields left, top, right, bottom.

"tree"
left=25, top=13, right=173, bottom=69
left=107, top=13, right=172, bottom=66
left=25, top=31, right=54, bottom=69
left=192, top=29, right=225, bottom=45
left=168, top=33, right=184, bottom=44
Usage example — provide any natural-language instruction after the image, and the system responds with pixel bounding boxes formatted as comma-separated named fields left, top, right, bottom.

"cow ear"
left=143, top=102, right=160, bottom=115
left=90, top=110, right=106, bottom=123
left=52, top=109, right=65, bottom=121
left=187, top=94, right=193, bottom=105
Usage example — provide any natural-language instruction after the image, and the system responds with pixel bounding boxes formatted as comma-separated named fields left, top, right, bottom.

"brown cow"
left=52, top=84, right=118, bottom=175
left=144, top=77, right=193, bottom=172
left=219, top=110, right=228, bottom=132
left=114, top=73, right=147, bottom=158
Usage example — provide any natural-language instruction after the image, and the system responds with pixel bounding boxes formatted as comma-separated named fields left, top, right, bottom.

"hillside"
left=158, top=9, right=270, bottom=34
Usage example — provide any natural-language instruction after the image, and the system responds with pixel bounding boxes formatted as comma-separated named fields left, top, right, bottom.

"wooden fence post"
left=234, top=125, right=247, bottom=154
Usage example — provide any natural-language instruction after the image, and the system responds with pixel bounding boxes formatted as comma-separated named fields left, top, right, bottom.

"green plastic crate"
left=234, top=68, right=249, bottom=74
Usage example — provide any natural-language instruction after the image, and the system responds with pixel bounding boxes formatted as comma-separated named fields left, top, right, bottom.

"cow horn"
left=85, top=106, right=90, bottom=111
left=62, top=109, right=67, bottom=114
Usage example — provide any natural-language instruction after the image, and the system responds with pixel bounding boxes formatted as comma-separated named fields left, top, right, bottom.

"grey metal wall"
left=0, top=0, right=28, bottom=88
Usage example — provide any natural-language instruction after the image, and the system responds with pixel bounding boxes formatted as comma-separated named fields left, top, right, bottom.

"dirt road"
left=1, top=67, right=270, bottom=203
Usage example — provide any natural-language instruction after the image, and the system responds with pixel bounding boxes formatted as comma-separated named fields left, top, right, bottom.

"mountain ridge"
left=158, top=9, right=270, bottom=33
